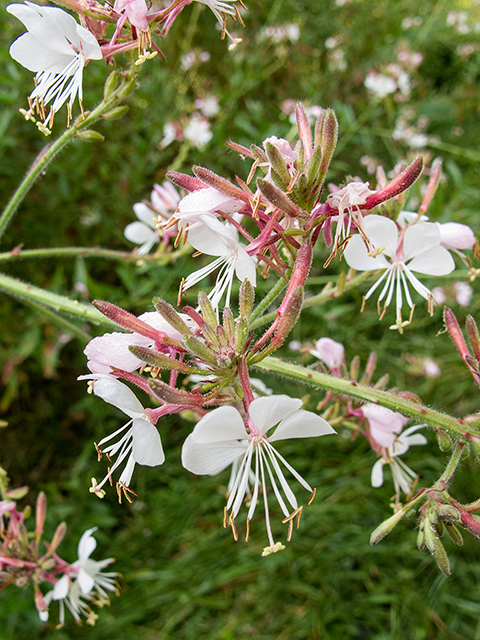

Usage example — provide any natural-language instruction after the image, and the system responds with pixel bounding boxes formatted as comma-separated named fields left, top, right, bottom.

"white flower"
left=71, top=528, right=116, bottom=597
left=194, top=1, right=242, bottom=48
left=182, top=395, right=335, bottom=550
left=309, top=338, right=344, bottom=373
left=343, top=214, right=455, bottom=330
left=80, top=377, right=164, bottom=493
left=325, top=181, right=375, bottom=253
left=371, top=425, right=427, bottom=494
left=38, top=575, right=70, bottom=623
left=7, top=2, right=102, bottom=127
left=184, top=113, right=213, bottom=148
left=176, top=186, right=244, bottom=232
left=361, top=403, right=408, bottom=449
left=454, top=281, right=473, bottom=307
left=364, top=72, right=397, bottom=98
left=183, top=213, right=256, bottom=310
left=194, top=96, right=220, bottom=117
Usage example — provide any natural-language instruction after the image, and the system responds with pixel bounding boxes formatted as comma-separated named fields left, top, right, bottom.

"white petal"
left=178, top=186, right=243, bottom=216
left=77, top=567, right=95, bottom=595
left=124, top=221, right=157, bottom=245
left=371, top=459, right=385, bottom=487
left=77, top=527, right=97, bottom=562
left=363, top=215, right=399, bottom=257
left=234, top=246, right=257, bottom=285
left=52, top=574, right=69, bottom=600
left=190, top=406, right=247, bottom=443
left=92, top=377, right=144, bottom=418
left=407, top=246, right=455, bottom=276
left=403, top=222, right=440, bottom=261
left=182, top=435, right=247, bottom=475
left=84, top=331, right=149, bottom=374
left=132, top=202, right=156, bottom=228
left=248, top=395, right=303, bottom=435
left=131, top=418, right=165, bottom=466
left=187, top=215, right=236, bottom=256
left=269, top=409, right=336, bottom=442
left=9, top=33, right=48, bottom=71
left=343, top=235, right=391, bottom=271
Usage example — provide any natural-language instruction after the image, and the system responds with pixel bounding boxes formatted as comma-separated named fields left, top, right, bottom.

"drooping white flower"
left=325, top=181, right=376, bottom=254
left=7, top=2, right=102, bottom=128
left=84, top=311, right=185, bottom=375
left=343, top=214, right=455, bottom=330
left=80, top=377, right=165, bottom=493
left=360, top=403, right=409, bottom=449
left=182, top=395, right=335, bottom=551
left=371, top=425, right=427, bottom=494
left=71, top=528, right=116, bottom=597
left=195, top=1, right=243, bottom=48
left=309, top=338, right=345, bottom=374
left=124, top=182, right=181, bottom=254
left=183, top=213, right=256, bottom=310
left=38, top=574, right=70, bottom=623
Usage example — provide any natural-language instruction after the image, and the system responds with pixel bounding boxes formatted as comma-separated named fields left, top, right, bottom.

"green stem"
left=251, top=270, right=374, bottom=328
left=0, top=69, right=138, bottom=243
left=0, top=247, right=134, bottom=262
left=0, top=272, right=116, bottom=327
left=250, top=277, right=287, bottom=325
left=254, top=356, right=477, bottom=439
left=437, top=441, right=466, bottom=486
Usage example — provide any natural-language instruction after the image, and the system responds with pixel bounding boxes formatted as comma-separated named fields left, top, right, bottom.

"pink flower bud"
left=437, top=222, right=476, bottom=251
left=309, top=338, right=345, bottom=371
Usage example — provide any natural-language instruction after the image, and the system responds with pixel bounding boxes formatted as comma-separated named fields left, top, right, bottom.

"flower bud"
left=167, top=171, right=208, bottom=192
left=444, top=307, right=470, bottom=360
left=370, top=508, right=406, bottom=544
left=350, top=355, right=361, bottom=382
left=239, top=279, right=255, bottom=318
left=424, top=520, right=439, bottom=554
left=35, top=491, right=47, bottom=538
left=149, top=379, right=204, bottom=406
left=445, top=522, right=464, bottom=546
left=256, top=179, right=302, bottom=218
left=417, top=523, right=425, bottom=550
left=102, top=106, right=129, bottom=120
left=435, top=428, right=453, bottom=452
left=265, top=141, right=292, bottom=188
left=153, top=298, right=193, bottom=336
left=222, top=307, right=235, bottom=340
left=460, top=512, right=480, bottom=539
left=466, top=315, right=480, bottom=361
left=198, top=292, right=218, bottom=329
left=115, top=77, right=136, bottom=99
left=296, top=103, right=313, bottom=161
left=182, top=336, right=217, bottom=366
left=364, top=157, right=423, bottom=209
left=129, top=346, right=199, bottom=374
left=433, top=538, right=451, bottom=576
left=235, top=316, right=250, bottom=355
left=76, top=130, right=105, bottom=142
left=103, top=70, right=118, bottom=100
left=419, top=157, right=441, bottom=214
left=271, top=287, right=303, bottom=348
left=193, top=166, right=250, bottom=203
left=49, top=521, right=67, bottom=553
left=317, top=109, right=338, bottom=179
left=5, top=486, right=29, bottom=500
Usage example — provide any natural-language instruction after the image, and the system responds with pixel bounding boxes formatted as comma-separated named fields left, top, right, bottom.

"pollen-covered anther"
left=245, top=517, right=251, bottom=542
left=116, top=481, right=138, bottom=504
left=228, top=512, right=239, bottom=541
left=94, top=442, right=103, bottom=462
left=307, top=487, right=317, bottom=506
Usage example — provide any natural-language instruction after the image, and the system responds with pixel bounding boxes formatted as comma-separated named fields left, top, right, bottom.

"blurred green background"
left=1, top=0, right=480, bottom=637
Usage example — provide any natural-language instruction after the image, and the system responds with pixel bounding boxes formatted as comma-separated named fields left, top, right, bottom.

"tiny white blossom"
left=364, top=72, right=397, bottom=98
left=184, top=113, right=213, bottom=148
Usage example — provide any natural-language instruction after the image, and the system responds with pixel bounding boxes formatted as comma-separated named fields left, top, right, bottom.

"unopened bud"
left=149, top=378, right=204, bottom=406
left=102, top=105, right=129, bottom=119
left=239, top=279, right=255, bottom=318
left=35, top=491, right=47, bottom=538
left=49, top=522, right=67, bottom=554
left=419, top=158, right=442, bottom=214
left=225, top=141, right=254, bottom=159
left=115, top=77, right=136, bottom=99
left=153, top=298, right=193, bottom=336
left=257, top=178, right=302, bottom=218
left=265, top=141, right=291, bottom=188
left=167, top=171, right=208, bottom=192
left=436, top=428, right=452, bottom=452
left=193, top=166, right=250, bottom=203
left=235, top=316, right=250, bottom=354
left=272, top=288, right=303, bottom=348
left=296, top=103, right=313, bottom=161
left=318, top=109, right=338, bottom=178
left=445, top=522, right=464, bottom=546
left=5, top=486, right=29, bottom=500
left=460, top=512, right=480, bottom=539
left=436, top=504, right=460, bottom=522
left=182, top=336, right=217, bottom=366
left=103, top=71, right=118, bottom=100
left=76, top=129, right=105, bottom=142
left=222, top=307, right=235, bottom=340
left=313, top=109, right=325, bottom=147
left=198, top=292, right=217, bottom=329
left=417, top=525, right=425, bottom=550
left=444, top=307, right=470, bottom=360
left=370, top=508, right=406, bottom=544
left=250, top=144, right=268, bottom=164
left=364, top=157, right=423, bottom=209
left=466, top=315, right=480, bottom=361
left=34, top=588, right=48, bottom=619
left=424, top=520, right=439, bottom=554
left=433, top=538, right=451, bottom=576
left=93, top=301, right=167, bottom=342
left=129, top=346, right=199, bottom=374
left=350, top=355, right=361, bottom=382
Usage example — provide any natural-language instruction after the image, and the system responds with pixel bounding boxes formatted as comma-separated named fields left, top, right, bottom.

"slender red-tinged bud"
left=272, top=287, right=303, bottom=348
left=370, top=509, right=406, bottom=544
left=149, top=379, right=204, bottom=406
left=225, top=141, right=254, bottom=158
left=34, top=587, right=48, bottom=618
left=313, top=108, right=326, bottom=147
left=167, top=171, right=208, bottom=193
left=419, top=158, right=442, bottom=214
left=223, top=307, right=235, bottom=340
left=306, top=145, right=323, bottom=192
left=256, top=178, right=302, bottom=218
left=466, top=315, right=480, bottom=361
left=296, top=103, right=312, bottom=161
left=5, top=486, right=28, bottom=500
left=182, top=306, right=205, bottom=329
left=49, top=522, right=67, bottom=554
left=182, top=335, right=218, bottom=366
left=129, top=346, right=199, bottom=374
left=193, top=166, right=251, bottom=203
left=35, top=492, right=47, bottom=539
left=318, top=109, right=338, bottom=177
left=364, top=157, right=423, bottom=209
left=434, top=539, right=451, bottom=576
left=362, top=352, right=377, bottom=385
left=444, top=307, right=470, bottom=361
left=282, top=241, right=313, bottom=302
left=199, top=321, right=220, bottom=348
left=153, top=298, right=193, bottom=336
left=461, top=512, right=480, bottom=539
left=239, top=279, right=254, bottom=317
left=350, top=355, right=361, bottom=381
left=198, top=292, right=217, bottom=328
